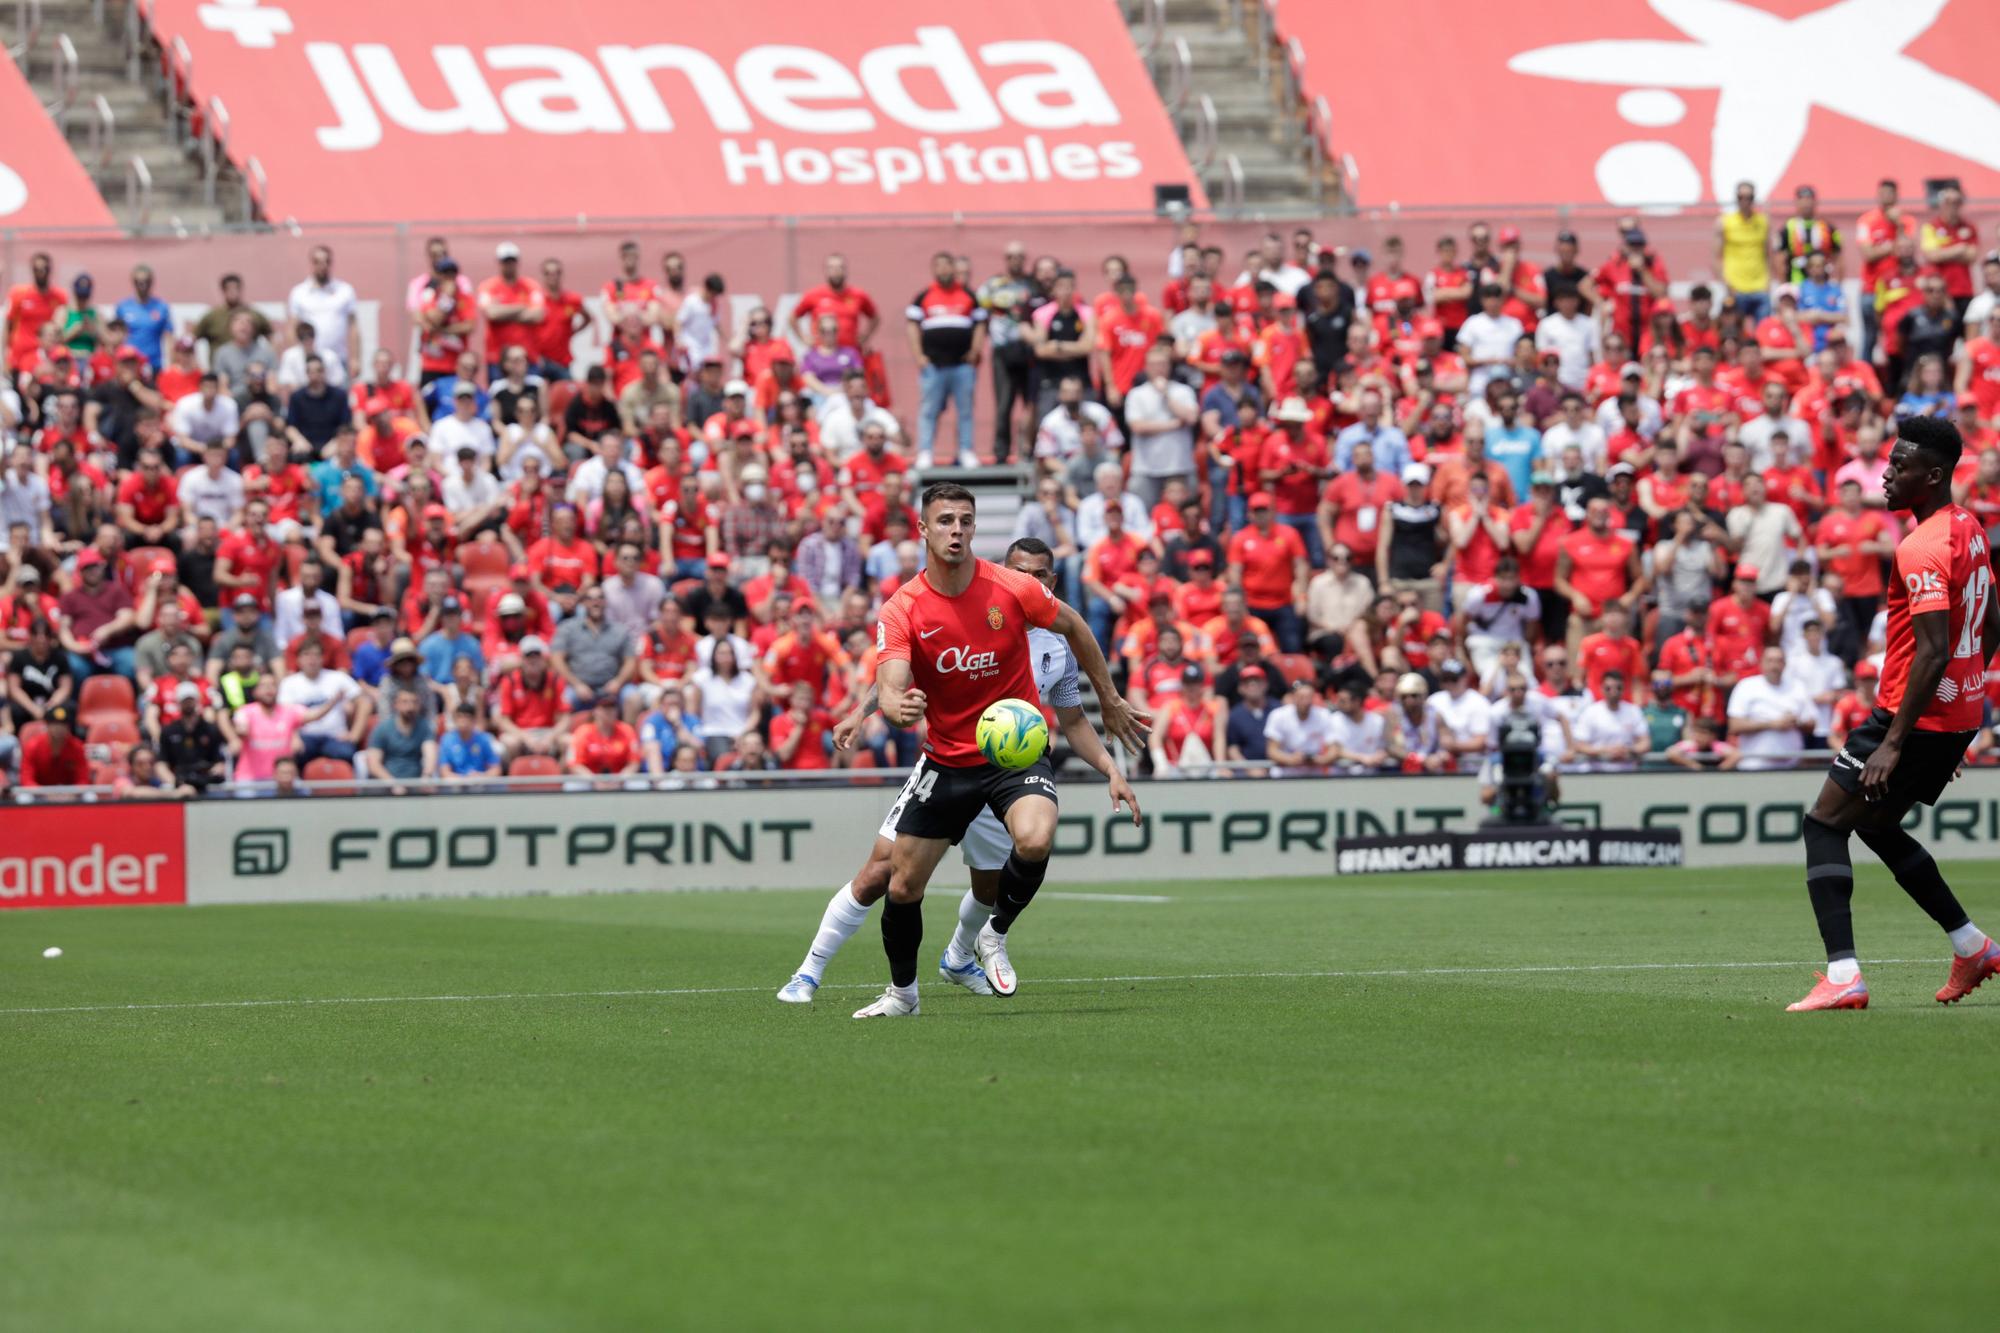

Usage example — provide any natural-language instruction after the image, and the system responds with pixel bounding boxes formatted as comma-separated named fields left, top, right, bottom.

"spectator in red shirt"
left=769, top=679, right=834, bottom=770
left=536, top=258, right=588, bottom=382
left=492, top=635, right=564, bottom=761
left=479, top=243, right=546, bottom=377
left=114, top=449, right=181, bottom=553
left=1226, top=491, right=1310, bottom=652
left=1593, top=225, right=1670, bottom=347
left=1814, top=479, right=1893, bottom=655
left=566, top=693, right=639, bottom=776
left=1554, top=495, right=1641, bottom=652
left=6, top=251, right=66, bottom=372
left=20, top=702, right=89, bottom=788
left=526, top=505, right=599, bottom=592
left=790, top=253, right=879, bottom=352
left=1577, top=602, right=1646, bottom=702
left=214, top=498, right=282, bottom=611
left=1097, top=274, right=1164, bottom=411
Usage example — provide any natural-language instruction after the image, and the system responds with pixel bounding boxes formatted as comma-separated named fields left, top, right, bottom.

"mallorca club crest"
left=987, top=605, right=1006, bottom=631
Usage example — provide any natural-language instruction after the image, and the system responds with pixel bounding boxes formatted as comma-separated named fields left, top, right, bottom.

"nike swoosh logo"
left=920, top=627, right=945, bottom=639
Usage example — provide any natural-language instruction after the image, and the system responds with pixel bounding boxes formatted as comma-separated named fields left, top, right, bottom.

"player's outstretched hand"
left=885, top=688, right=928, bottom=728
left=1100, top=695, right=1153, bottom=756
left=1107, top=770, right=1142, bottom=826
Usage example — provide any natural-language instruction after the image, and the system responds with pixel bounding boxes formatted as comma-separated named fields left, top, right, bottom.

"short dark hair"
left=1006, top=536, right=1054, bottom=561
left=1898, top=415, right=1963, bottom=475
left=920, top=482, right=976, bottom=514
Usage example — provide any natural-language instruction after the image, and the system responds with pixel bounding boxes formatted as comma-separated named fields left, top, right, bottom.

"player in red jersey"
left=853, top=485, right=1149, bottom=1018
left=1790, top=419, right=2000, bottom=1012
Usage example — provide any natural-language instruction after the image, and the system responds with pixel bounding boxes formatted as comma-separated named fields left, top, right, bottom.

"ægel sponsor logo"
left=934, top=646, right=999, bottom=675
left=0, top=804, right=186, bottom=908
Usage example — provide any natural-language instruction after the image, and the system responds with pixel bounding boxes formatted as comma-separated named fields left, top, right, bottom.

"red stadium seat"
left=126, top=545, right=178, bottom=587
left=671, top=577, right=702, bottom=601
left=508, top=753, right=564, bottom=792
left=77, top=674, right=137, bottom=724
left=283, top=542, right=311, bottom=584
left=460, top=538, right=511, bottom=579
left=546, top=379, right=577, bottom=424
left=346, top=627, right=375, bottom=652
left=303, top=756, right=357, bottom=796
left=464, top=575, right=509, bottom=621
left=1273, top=654, right=1318, bottom=687
left=848, top=750, right=877, bottom=769
left=85, top=716, right=140, bottom=749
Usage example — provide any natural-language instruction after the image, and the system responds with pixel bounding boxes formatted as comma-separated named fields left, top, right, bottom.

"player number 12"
left=1955, top=565, right=1992, bottom=658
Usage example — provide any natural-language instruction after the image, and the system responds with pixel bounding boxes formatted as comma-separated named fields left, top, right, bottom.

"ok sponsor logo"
left=1907, top=569, right=1945, bottom=596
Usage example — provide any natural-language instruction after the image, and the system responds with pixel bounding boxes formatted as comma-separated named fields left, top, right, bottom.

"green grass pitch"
left=5, top=865, right=1999, bottom=1331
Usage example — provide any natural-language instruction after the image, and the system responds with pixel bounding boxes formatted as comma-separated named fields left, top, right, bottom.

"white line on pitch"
left=0, top=958, right=1941, bottom=1017
left=1040, top=892, right=1171, bottom=904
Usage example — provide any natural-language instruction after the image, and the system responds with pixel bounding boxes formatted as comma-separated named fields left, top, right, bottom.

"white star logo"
left=197, top=0, right=292, bottom=50
left=1510, top=0, right=2000, bottom=205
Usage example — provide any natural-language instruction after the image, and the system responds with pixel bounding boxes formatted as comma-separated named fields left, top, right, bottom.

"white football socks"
left=799, top=883, right=873, bottom=982
left=1826, top=958, right=1862, bottom=985
left=945, top=891, right=995, bottom=967
left=1949, top=922, right=1988, bottom=957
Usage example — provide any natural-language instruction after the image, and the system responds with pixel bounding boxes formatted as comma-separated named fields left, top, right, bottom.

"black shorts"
left=893, top=754, right=1058, bottom=844
left=1828, top=708, right=1978, bottom=810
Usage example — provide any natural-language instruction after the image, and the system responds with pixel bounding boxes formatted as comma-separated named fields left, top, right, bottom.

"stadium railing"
left=6, top=752, right=1844, bottom=804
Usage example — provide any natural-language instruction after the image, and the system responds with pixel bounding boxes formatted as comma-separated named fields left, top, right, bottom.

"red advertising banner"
left=0, top=803, right=187, bottom=908
left=1278, top=0, right=2000, bottom=210
left=0, top=54, right=118, bottom=230
left=146, top=0, right=1200, bottom=223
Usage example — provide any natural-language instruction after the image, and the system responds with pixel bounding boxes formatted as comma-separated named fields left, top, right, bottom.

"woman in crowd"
left=685, top=639, right=763, bottom=764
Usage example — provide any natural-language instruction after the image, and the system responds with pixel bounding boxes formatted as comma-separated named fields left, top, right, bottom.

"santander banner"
left=1280, top=0, right=2000, bottom=210
left=148, top=0, right=1199, bottom=222
left=0, top=803, right=186, bottom=909
left=0, top=54, right=117, bottom=230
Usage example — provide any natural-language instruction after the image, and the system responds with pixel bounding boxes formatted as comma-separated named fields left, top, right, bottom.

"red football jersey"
left=1878, top=505, right=1990, bottom=733
left=876, top=559, right=1059, bottom=766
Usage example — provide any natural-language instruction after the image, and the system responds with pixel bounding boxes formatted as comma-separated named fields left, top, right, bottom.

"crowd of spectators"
left=4, top=177, right=2000, bottom=799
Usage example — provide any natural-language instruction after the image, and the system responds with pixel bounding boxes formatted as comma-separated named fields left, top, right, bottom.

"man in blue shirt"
left=1224, top=665, right=1276, bottom=761
left=1484, top=384, right=1543, bottom=498
left=1794, top=255, right=1846, bottom=351
left=114, top=264, right=173, bottom=369
left=419, top=596, right=484, bottom=684
left=311, top=427, right=378, bottom=511
left=1333, top=387, right=1412, bottom=476
left=438, top=703, right=502, bottom=779
left=349, top=609, right=395, bottom=687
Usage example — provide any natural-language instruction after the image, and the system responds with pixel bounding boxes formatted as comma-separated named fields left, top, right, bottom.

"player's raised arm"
left=1048, top=597, right=1151, bottom=754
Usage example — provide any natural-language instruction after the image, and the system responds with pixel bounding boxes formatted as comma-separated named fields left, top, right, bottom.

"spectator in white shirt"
left=276, top=322, right=346, bottom=391
left=1428, top=660, right=1494, bottom=766
left=1386, top=673, right=1452, bottom=772
left=1074, top=461, right=1152, bottom=549
left=286, top=245, right=360, bottom=377
left=170, top=374, right=241, bottom=454
left=1726, top=646, right=1817, bottom=769
left=1571, top=670, right=1651, bottom=769
left=816, top=369, right=901, bottom=457
left=442, top=447, right=503, bottom=532
left=273, top=559, right=343, bottom=648
left=1538, top=393, right=1608, bottom=473
left=1533, top=285, right=1600, bottom=390
left=1736, top=379, right=1811, bottom=472
left=1034, top=375, right=1123, bottom=465
left=1120, top=342, right=1199, bottom=509
left=1264, top=677, right=1340, bottom=766
left=0, top=441, right=53, bottom=544
left=1769, top=560, right=1839, bottom=657
left=429, top=382, right=498, bottom=462
left=176, top=440, right=244, bottom=530
left=278, top=638, right=368, bottom=764
left=566, top=435, right=646, bottom=507
left=673, top=272, right=726, bottom=373
left=1323, top=681, right=1389, bottom=771
left=1458, top=284, right=1525, bottom=399
left=1782, top=618, right=1847, bottom=740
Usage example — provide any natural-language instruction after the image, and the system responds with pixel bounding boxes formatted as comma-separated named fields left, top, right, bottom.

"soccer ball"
left=976, top=698, right=1050, bottom=770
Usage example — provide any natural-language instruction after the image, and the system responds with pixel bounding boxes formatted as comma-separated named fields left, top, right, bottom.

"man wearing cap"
left=18, top=702, right=87, bottom=789
left=205, top=592, right=279, bottom=680
left=56, top=548, right=138, bottom=682
left=1379, top=463, right=1446, bottom=612
left=492, top=636, right=564, bottom=760
left=1222, top=664, right=1275, bottom=762
left=418, top=595, right=483, bottom=686
left=430, top=378, right=499, bottom=465
left=479, top=243, right=546, bottom=379
left=1227, top=491, right=1309, bottom=653
left=1593, top=224, right=1669, bottom=348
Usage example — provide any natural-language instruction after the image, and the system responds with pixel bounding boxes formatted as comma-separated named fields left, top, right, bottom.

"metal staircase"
left=1125, top=0, right=1344, bottom=217
left=9, top=0, right=258, bottom=232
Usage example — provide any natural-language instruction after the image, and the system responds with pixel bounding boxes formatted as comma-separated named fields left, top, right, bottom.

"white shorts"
left=877, top=766, right=1013, bottom=871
